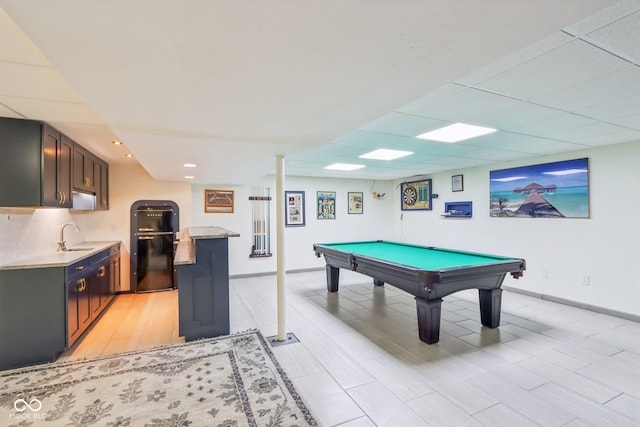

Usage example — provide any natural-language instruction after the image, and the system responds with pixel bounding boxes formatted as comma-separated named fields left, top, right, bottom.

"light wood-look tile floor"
left=64, top=270, right=640, bottom=426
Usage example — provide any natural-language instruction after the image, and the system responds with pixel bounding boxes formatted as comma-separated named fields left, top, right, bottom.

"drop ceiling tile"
left=576, top=93, right=640, bottom=128
left=456, top=32, right=573, bottom=85
left=505, top=136, right=586, bottom=155
left=336, top=131, right=420, bottom=153
left=475, top=39, right=630, bottom=100
left=565, top=1, right=640, bottom=36
left=408, top=88, right=521, bottom=123
left=0, top=62, right=84, bottom=102
left=476, top=101, right=562, bottom=130
left=454, top=132, right=532, bottom=151
left=606, top=110, right=640, bottom=130
left=0, top=102, right=22, bottom=118
left=396, top=84, right=464, bottom=114
left=0, top=96, right=103, bottom=124
left=453, top=147, right=536, bottom=162
left=508, top=111, right=600, bottom=137
left=359, top=112, right=446, bottom=137
left=432, top=156, right=495, bottom=168
left=0, top=9, right=51, bottom=66
left=531, top=64, right=640, bottom=111
left=586, top=10, right=640, bottom=63
left=546, top=121, right=640, bottom=145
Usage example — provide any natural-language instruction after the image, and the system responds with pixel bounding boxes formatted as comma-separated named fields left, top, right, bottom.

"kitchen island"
left=174, top=226, right=239, bottom=341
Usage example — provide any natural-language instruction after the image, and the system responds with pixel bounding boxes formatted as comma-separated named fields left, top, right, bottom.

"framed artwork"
left=285, top=191, right=305, bottom=226
left=348, top=192, right=363, bottom=214
left=317, top=191, right=336, bottom=219
left=205, top=189, right=234, bottom=213
left=490, top=157, right=589, bottom=218
left=452, top=174, right=464, bottom=192
left=401, top=179, right=432, bottom=210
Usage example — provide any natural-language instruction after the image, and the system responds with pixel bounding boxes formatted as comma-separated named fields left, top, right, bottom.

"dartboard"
left=403, top=186, right=417, bottom=205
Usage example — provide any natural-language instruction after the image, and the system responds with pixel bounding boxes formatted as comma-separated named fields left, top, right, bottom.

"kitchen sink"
left=64, top=247, right=95, bottom=252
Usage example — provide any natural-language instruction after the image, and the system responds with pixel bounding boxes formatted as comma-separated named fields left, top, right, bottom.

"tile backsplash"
left=0, top=208, right=85, bottom=265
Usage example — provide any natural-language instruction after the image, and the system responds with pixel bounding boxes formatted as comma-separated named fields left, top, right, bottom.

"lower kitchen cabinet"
left=66, top=254, right=96, bottom=347
left=67, top=247, right=118, bottom=348
left=0, top=267, right=66, bottom=370
left=0, top=243, right=121, bottom=370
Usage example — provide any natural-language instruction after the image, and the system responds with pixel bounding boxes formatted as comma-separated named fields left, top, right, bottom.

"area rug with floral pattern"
left=0, top=330, right=317, bottom=426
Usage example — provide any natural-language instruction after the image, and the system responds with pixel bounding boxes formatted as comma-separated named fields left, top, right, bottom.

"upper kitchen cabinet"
left=0, top=117, right=109, bottom=210
left=0, top=118, right=73, bottom=208
left=73, top=144, right=97, bottom=193
left=96, top=159, right=109, bottom=210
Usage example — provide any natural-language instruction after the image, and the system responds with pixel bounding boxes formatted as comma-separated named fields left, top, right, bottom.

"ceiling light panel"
left=416, top=123, right=497, bottom=143
left=359, top=148, right=414, bottom=160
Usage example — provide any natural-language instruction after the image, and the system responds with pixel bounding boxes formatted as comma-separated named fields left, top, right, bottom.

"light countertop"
left=174, top=226, right=239, bottom=265
left=0, top=241, right=121, bottom=271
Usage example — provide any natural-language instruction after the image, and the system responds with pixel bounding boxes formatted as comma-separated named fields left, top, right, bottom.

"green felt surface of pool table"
left=319, top=241, right=514, bottom=271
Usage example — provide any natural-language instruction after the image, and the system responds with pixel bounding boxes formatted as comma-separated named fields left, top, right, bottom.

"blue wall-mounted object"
left=443, top=201, right=472, bottom=218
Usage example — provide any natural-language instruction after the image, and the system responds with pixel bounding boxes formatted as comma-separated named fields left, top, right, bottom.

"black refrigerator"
left=136, top=207, right=175, bottom=292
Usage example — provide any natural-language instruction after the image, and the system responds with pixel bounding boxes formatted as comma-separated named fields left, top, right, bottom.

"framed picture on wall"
left=490, top=157, right=590, bottom=218
left=285, top=191, right=305, bottom=226
left=205, top=189, right=234, bottom=213
left=317, top=191, right=336, bottom=219
left=401, top=179, right=432, bottom=210
left=348, top=192, right=363, bottom=214
left=452, top=174, right=464, bottom=192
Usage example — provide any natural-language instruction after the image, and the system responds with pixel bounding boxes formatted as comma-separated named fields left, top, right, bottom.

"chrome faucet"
left=58, top=223, right=79, bottom=251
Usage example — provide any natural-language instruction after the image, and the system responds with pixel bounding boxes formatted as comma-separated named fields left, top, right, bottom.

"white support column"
left=275, top=154, right=286, bottom=341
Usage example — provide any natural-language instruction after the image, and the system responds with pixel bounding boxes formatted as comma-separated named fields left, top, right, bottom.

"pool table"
left=313, top=240, right=525, bottom=344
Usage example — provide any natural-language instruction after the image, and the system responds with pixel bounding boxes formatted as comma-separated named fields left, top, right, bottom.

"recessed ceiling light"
left=183, top=163, right=197, bottom=168
left=359, top=148, right=413, bottom=161
left=184, top=175, right=195, bottom=179
left=416, top=123, right=497, bottom=143
left=112, top=140, right=123, bottom=145
left=324, top=163, right=366, bottom=171
left=125, top=153, right=134, bottom=158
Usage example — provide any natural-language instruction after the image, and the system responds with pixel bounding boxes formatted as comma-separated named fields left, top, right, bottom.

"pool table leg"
left=415, top=297, right=442, bottom=344
left=478, top=288, right=502, bottom=328
left=326, top=265, right=340, bottom=292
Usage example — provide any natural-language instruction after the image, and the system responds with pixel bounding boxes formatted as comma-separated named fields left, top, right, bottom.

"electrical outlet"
left=541, top=270, right=549, bottom=279
left=580, top=275, right=590, bottom=286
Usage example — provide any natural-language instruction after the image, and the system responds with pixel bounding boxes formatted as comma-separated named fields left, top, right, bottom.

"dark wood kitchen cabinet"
left=73, top=140, right=110, bottom=210
left=67, top=248, right=117, bottom=347
left=109, top=244, right=121, bottom=295
left=96, top=159, right=109, bottom=210
left=0, top=243, right=121, bottom=370
left=73, top=144, right=98, bottom=193
left=0, top=118, right=73, bottom=208
left=0, top=117, right=109, bottom=210
left=66, top=257, right=94, bottom=346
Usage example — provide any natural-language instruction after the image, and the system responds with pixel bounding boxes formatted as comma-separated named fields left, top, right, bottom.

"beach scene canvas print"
left=490, top=158, right=589, bottom=218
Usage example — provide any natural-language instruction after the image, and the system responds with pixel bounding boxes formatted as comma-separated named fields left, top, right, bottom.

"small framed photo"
left=452, top=174, right=464, bottom=192
left=285, top=191, right=305, bottom=226
left=205, top=189, right=234, bottom=213
left=348, top=192, right=363, bottom=214
left=317, top=191, right=336, bottom=219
